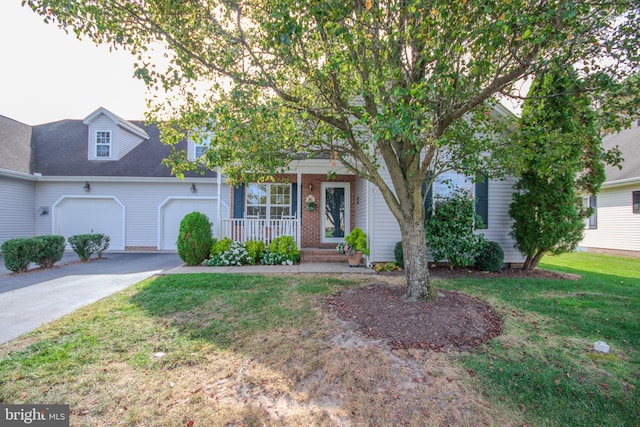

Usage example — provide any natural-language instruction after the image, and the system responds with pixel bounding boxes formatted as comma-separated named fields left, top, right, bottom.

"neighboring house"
left=580, top=120, right=640, bottom=256
left=0, top=107, right=224, bottom=252
left=1, top=106, right=525, bottom=265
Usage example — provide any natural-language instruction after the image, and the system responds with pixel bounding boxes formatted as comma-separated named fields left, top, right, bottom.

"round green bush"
left=177, top=211, right=213, bottom=266
left=267, top=235, right=299, bottom=263
left=394, top=241, right=404, bottom=267
left=244, top=240, right=266, bottom=264
left=475, top=241, right=505, bottom=272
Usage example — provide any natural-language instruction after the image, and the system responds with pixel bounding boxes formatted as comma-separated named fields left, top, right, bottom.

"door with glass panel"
left=321, top=183, right=349, bottom=243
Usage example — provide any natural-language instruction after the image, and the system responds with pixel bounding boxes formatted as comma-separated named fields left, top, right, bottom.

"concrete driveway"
left=0, top=252, right=182, bottom=345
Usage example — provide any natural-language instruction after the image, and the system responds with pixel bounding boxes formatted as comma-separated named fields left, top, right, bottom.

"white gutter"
left=601, top=177, right=640, bottom=189
left=26, top=175, right=219, bottom=183
left=0, top=168, right=37, bottom=180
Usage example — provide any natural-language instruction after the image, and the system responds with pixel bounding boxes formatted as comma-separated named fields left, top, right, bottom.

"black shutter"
left=475, top=176, right=489, bottom=229
left=233, top=185, right=245, bottom=219
left=422, top=179, right=433, bottom=221
left=291, top=183, right=298, bottom=217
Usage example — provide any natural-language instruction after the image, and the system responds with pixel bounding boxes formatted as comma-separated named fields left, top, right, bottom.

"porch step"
left=300, top=249, right=348, bottom=264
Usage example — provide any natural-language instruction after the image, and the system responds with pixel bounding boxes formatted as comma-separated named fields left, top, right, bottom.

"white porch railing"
left=219, top=218, right=299, bottom=245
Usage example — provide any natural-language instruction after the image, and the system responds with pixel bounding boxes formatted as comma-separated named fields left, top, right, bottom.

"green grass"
left=0, top=253, right=638, bottom=426
left=436, top=252, right=640, bottom=426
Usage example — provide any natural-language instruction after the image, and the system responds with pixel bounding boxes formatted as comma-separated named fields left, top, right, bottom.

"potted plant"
left=337, top=228, right=369, bottom=267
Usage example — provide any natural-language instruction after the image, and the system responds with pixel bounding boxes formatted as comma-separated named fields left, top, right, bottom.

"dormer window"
left=96, top=130, right=112, bottom=157
left=194, top=140, right=208, bottom=158
left=190, top=133, right=211, bottom=160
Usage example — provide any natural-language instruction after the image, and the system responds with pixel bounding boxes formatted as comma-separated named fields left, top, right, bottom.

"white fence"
left=219, top=218, right=299, bottom=245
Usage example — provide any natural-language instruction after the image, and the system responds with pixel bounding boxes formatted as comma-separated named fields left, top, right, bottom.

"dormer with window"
left=83, top=107, right=149, bottom=161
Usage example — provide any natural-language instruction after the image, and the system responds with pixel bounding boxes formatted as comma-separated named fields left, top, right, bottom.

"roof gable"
left=83, top=107, right=149, bottom=140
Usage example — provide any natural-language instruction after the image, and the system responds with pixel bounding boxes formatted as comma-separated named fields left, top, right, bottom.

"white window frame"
left=95, top=130, right=112, bottom=158
left=245, top=183, right=291, bottom=219
left=190, top=132, right=211, bottom=160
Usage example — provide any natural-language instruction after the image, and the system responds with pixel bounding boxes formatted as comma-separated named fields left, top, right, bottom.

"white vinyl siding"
left=366, top=171, right=524, bottom=264
left=581, top=184, right=640, bottom=252
left=35, top=180, right=230, bottom=250
left=0, top=176, right=36, bottom=247
left=475, top=177, right=524, bottom=264
left=354, top=176, right=368, bottom=233
left=367, top=166, right=402, bottom=263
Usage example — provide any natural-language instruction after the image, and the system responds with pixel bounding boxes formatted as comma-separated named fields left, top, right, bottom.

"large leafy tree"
left=509, top=65, right=625, bottom=270
left=26, top=0, right=639, bottom=299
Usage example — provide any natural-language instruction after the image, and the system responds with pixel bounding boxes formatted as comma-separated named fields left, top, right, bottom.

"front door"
left=321, top=182, right=350, bottom=243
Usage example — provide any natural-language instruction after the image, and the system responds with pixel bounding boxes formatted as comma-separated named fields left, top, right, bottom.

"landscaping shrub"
left=244, top=240, right=266, bottom=265
left=210, top=237, right=232, bottom=257
left=261, top=249, right=290, bottom=265
left=204, top=241, right=251, bottom=266
left=177, top=212, right=213, bottom=266
left=93, top=234, right=110, bottom=259
left=475, top=241, right=505, bottom=272
left=1, top=237, right=41, bottom=273
left=394, top=241, right=404, bottom=267
left=425, top=190, right=487, bottom=269
left=267, top=235, right=299, bottom=263
left=68, top=234, right=97, bottom=261
left=32, top=235, right=65, bottom=268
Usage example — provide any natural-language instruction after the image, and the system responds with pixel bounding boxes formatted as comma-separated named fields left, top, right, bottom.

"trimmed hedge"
left=32, top=235, right=66, bottom=268
left=1, top=237, right=41, bottom=273
left=68, top=233, right=111, bottom=262
left=1, top=235, right=67, bottom=272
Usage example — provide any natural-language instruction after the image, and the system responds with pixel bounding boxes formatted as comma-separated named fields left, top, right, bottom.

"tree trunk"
left=401, top=219, right=436, bottom=301
left=522, top=250, right=545, bottom=270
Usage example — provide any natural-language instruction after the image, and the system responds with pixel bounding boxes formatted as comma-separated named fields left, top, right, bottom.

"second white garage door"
left=160, top=198, right=217, bottom=250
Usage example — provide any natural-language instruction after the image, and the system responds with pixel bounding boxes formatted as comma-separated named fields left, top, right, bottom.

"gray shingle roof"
left=29, top=119, right=216, bottom=179
left=602, top=122, right=640, bottom=183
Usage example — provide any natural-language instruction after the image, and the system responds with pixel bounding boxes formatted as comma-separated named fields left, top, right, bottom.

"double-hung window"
left=633, top=191, right=640, bottom=214
left=245, top=183, right=291, bottom=219
left=95, top=131, right=111, bottom=158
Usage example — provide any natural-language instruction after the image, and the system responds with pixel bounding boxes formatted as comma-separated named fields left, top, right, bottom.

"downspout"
left=297, top=171, right=302, bottom=247
left=367, top=180, right=373, bottom=267
left=217, top=166, right=222, bottom=239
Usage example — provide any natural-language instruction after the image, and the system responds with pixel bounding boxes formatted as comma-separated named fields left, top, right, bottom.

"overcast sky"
left=0, top=2, right=149, bottom=125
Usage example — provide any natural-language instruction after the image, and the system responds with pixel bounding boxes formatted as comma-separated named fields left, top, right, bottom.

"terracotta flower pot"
left=346, top=251, right=362, bottom=267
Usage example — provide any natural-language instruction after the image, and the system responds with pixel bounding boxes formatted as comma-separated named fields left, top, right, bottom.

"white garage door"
left=161, top=199, right=217, bottom=250
left=54, top=197, right=125, bottom=250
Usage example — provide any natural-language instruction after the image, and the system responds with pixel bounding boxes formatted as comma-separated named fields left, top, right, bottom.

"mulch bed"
left=327, top=266, right=575, bottom=352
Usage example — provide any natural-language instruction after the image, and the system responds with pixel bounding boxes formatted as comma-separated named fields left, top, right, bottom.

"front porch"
left=218, top=218, right=354, bottom=264
left=218, top=173, right=358, bottom=263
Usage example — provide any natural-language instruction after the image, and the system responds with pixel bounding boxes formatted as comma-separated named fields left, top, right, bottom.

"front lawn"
left=0, top=253, right=638, bottom=426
